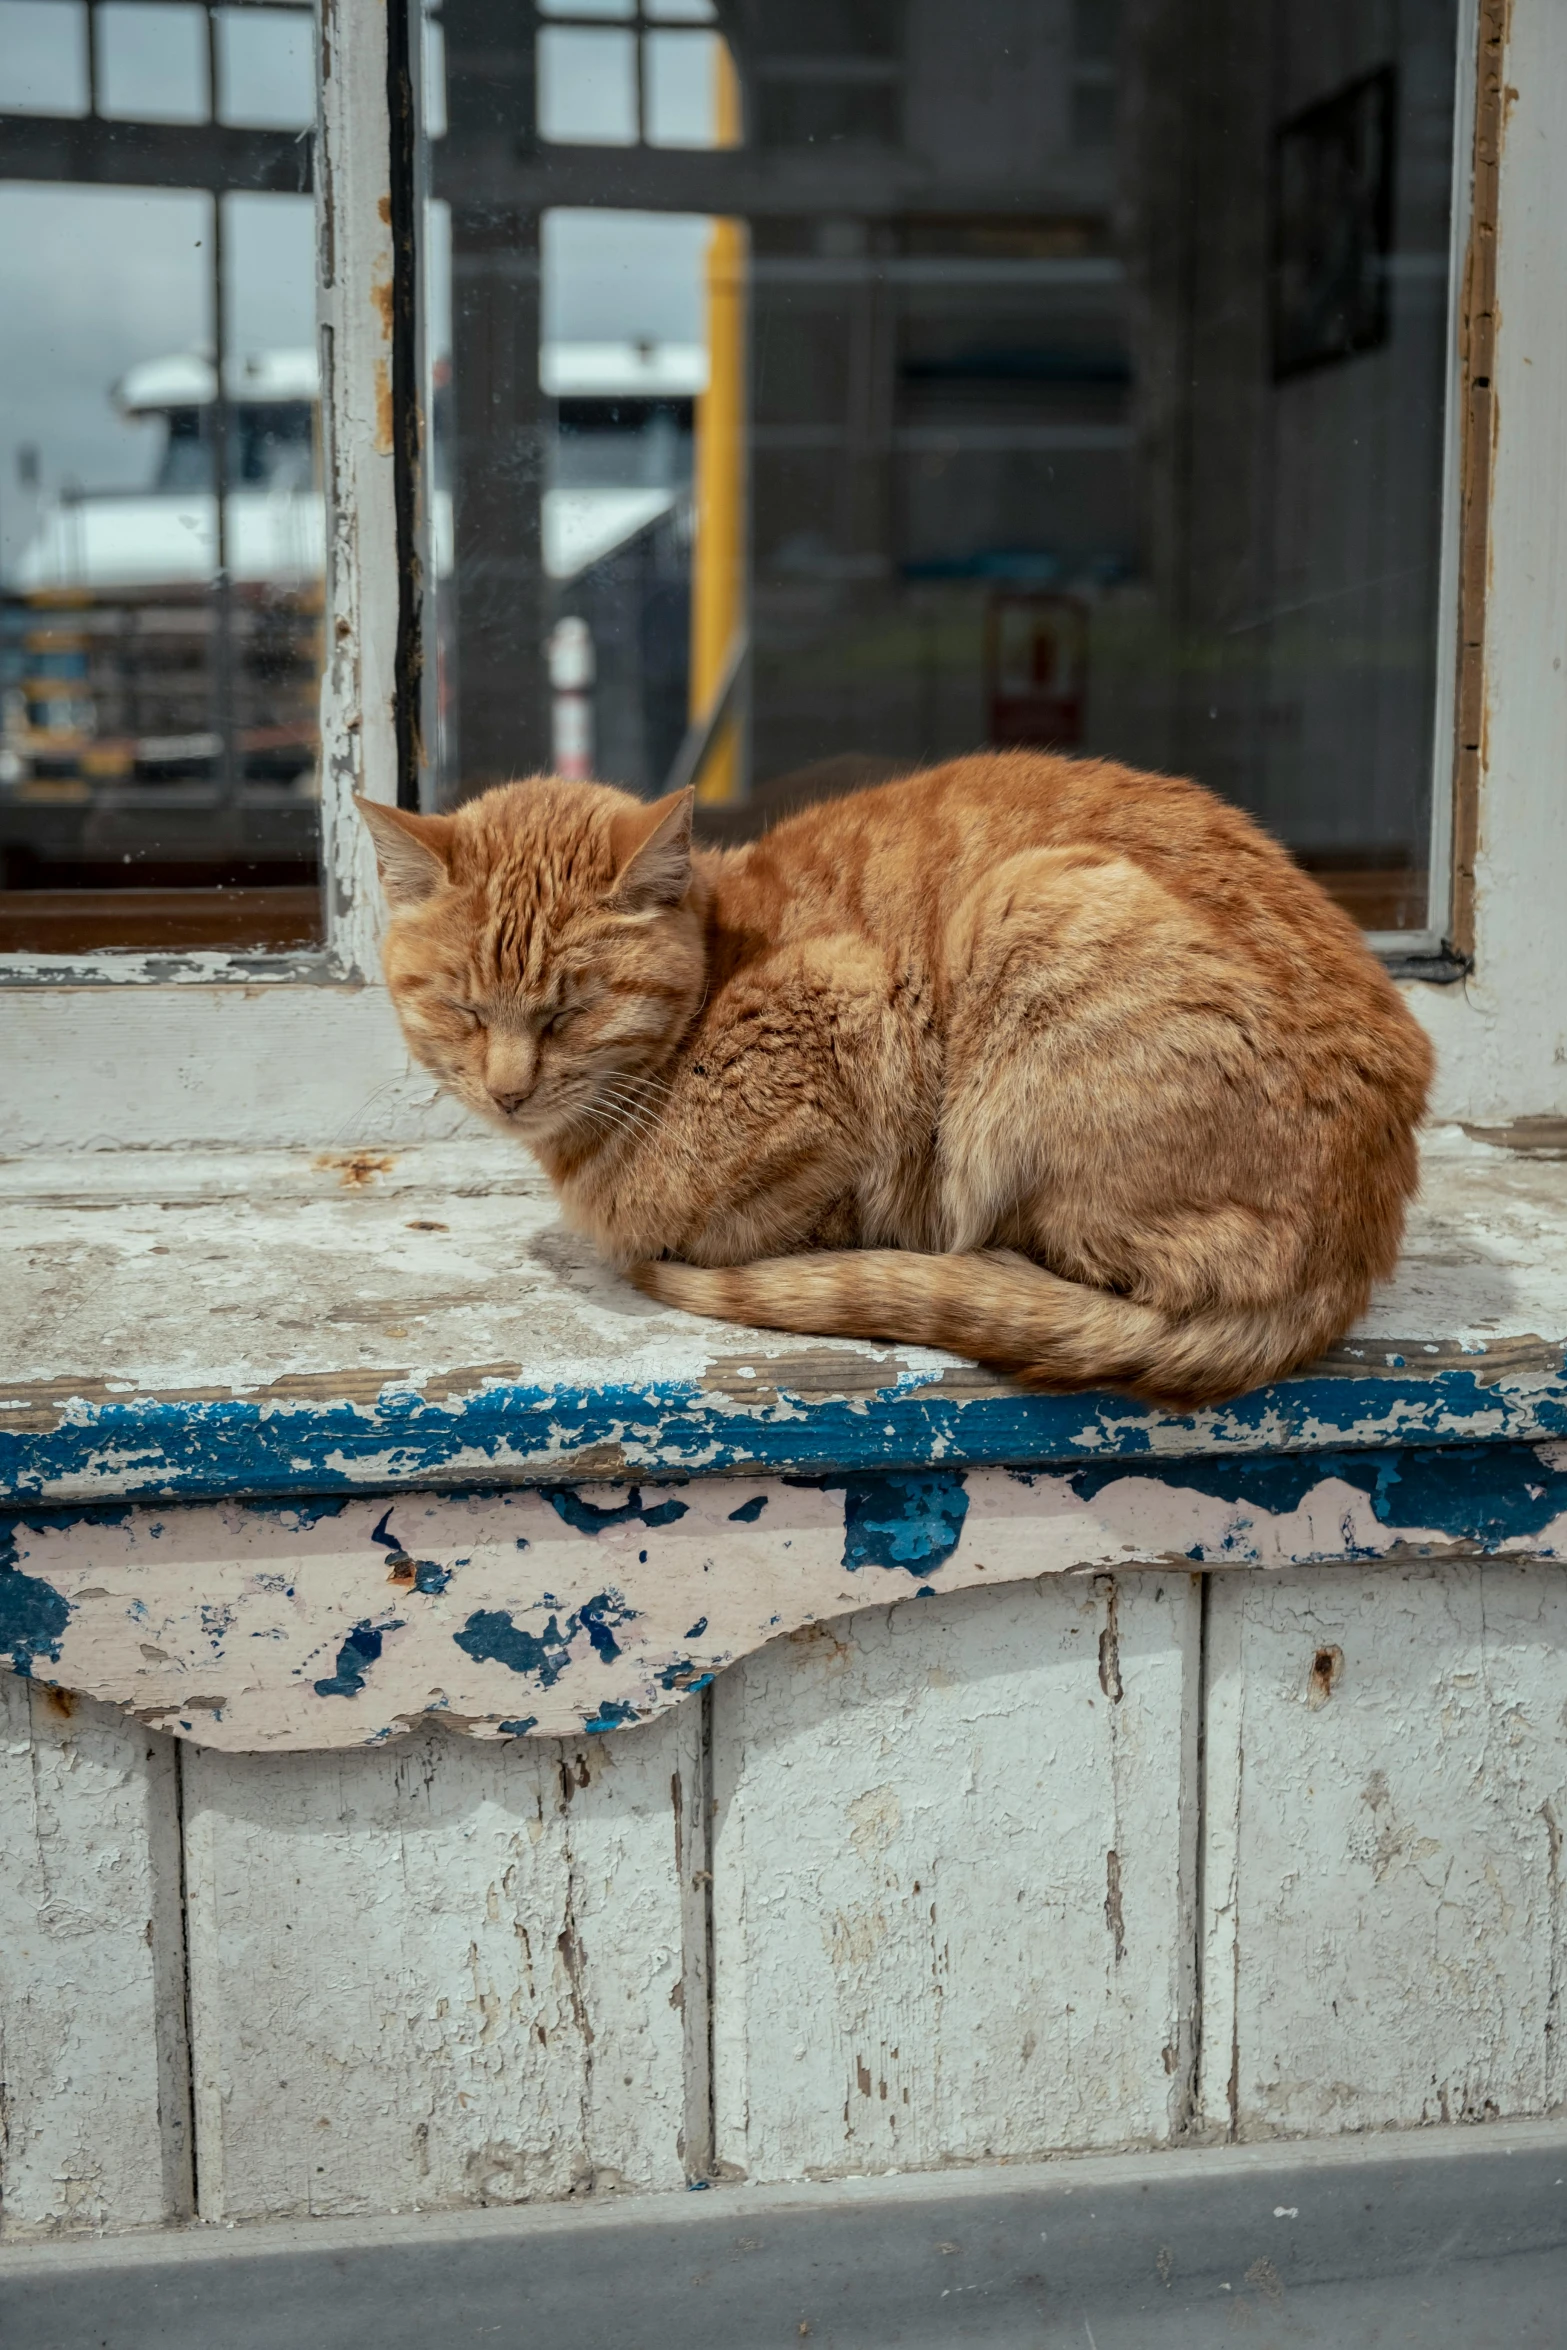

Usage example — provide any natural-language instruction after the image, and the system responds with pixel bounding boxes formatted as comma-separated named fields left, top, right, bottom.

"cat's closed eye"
left=450, top=1003, right=485, bottom=1031
left=539, top=1009, right=573, bottom=1039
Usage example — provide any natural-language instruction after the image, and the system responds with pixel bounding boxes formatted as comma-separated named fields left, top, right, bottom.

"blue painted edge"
left=2, top=1361, right=1564, bottom=1506
left=4, top=1439, right=1564, bottom=1556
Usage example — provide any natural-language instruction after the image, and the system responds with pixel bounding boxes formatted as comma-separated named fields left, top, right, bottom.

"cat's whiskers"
left=596, top=1078, right=669, bottom=1135
left=572, top=1095, right=656, bottom=1148
left=589, top=1103, right=661, bottom=1147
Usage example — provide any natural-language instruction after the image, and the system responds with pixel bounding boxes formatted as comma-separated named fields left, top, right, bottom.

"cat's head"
left=356, top=778, right=704, bottom=1156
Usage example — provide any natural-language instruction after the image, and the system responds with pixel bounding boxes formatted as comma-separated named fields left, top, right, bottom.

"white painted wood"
left=0, top=988, right=480, bottom=1157
left=10, top=1455, right=1567, bottom=1753
left=1418, top=0, right=1480, bottom=962
left=181, top=1711, right=695, bottom=2222
left=3, top=1124, right=1562, bottom=1429
left=1199, top=1560, right=1567, bottom=2140
left=1411, top=0, right=1567, bottom=1119
left=0, top=1678, right=191, bottom=2240
left=316, top=0, right=402, bottom=981
left=710, top=1572, right=1201, bottom=2180
left=0, top=0, right=407, bottom=1103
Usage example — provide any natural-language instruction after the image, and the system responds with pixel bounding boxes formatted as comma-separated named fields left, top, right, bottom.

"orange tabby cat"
left=358, top=753, right=1431, bottom=1407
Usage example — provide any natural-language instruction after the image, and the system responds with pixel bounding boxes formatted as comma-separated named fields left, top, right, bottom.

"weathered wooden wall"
left=5, top=1555, right=1566, bottom=2240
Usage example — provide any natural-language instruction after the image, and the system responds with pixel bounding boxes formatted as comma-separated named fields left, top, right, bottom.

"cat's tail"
left=628, top=1247, right=1347, bottom=1410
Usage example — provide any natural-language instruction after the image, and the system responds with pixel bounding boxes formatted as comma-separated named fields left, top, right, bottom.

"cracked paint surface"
left=2, top=1125, right=1563, bottom=1506
left=4, top=1442, right=1566, bottom=1749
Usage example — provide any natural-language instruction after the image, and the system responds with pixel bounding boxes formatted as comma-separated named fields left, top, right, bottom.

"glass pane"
left=536, top=26, right=638, bottom=146
left=214, top=4, right=314, bottom=132
left=0, top=11, right=324, bottom=956
left=96, top=2, right=209, bottom=123
left=432, top=0, right=1462, bottom=935
left=644, top=29, right=718, bottom=150
left=422, top=7, right=446, bottom=139
left=0, top=0, right=89, bottom=115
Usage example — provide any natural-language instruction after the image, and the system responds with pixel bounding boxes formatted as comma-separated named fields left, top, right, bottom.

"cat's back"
left=716, top=750, right=1426, bottom=1098
left=726, top=748, right=1357, bottom=972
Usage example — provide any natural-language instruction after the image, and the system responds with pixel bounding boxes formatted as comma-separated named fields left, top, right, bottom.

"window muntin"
left=0, top=0, right=323, bottom=956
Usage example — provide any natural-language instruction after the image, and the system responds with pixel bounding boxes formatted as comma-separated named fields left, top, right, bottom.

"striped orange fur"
left=357, top=753, right=1432, bottom=1408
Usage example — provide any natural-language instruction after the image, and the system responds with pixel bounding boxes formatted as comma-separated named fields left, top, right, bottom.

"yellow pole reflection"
left=688, top=40, right=746, bottom=804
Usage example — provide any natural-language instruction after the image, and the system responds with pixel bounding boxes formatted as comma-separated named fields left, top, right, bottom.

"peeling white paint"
left=9, top=1457, right=1563, bottom=1752
left=711, top=1575, right=1202, bottom=2179
left=1200, top=1561, right=1567, bottom=2138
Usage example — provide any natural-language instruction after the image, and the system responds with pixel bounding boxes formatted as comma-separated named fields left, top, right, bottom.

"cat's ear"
left=355, top=796, right=453, bottom=907
left=607, top=787, right=694, bottom=913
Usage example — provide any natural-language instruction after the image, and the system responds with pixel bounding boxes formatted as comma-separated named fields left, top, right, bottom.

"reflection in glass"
left=431, top=0, right=1462, bottom=937
left=96, top=2, right=209, bottom=123
left=643, top=29, right=718, bottom=148
left=215, top=2, right=315, bottom=131
left=0, top=0, right=90, bottom=114
left=0, top=12, right=324, bottom=955
left=536, top=25, right=638, bottom=146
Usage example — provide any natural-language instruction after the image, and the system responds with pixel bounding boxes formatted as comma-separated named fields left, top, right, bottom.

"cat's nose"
left=488, top=1086, right=531, bottom=1116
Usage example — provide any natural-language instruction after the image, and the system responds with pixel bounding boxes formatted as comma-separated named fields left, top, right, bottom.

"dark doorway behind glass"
left=428, top=0, right=1462, bottom=938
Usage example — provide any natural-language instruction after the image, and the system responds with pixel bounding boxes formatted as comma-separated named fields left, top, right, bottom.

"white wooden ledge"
left=2, top=1122, right=1565, bottom=1748
left=2, top=1121, right=1564, bottom=1507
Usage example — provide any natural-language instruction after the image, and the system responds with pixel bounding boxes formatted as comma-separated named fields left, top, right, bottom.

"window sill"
left=2, top=1123, right=1565, bottom=1748
left=0, top=946, right=352, bottom=988
left=3, top=1123, right=1564, bottom=1512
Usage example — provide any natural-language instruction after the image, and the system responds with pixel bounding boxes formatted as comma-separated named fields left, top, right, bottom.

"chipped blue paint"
left=276, top=1499, right=349, bottom=1528
left=815, top=1470, right=971, bottom=1577
left=656, top=1657, right=715, bottom=1692
left=577, top=1590, right=633, bottom=1662
left=0, top=1563, right=71, bottom=1676
left=5, top=1358, right=1565, bottom=1507
left=0, top=1515, right=72, bottom=1674
left=313, top=1616, right=404, bottom=1698
left=544, top=1487, right=690, bottom=1535
left=1062, top=1441, right=1567, bottom=1553
left=582, top=1699, right=639, bottom=1733
left=454, top=1589, right=634, bottom=1685
left=685, top=1616, right=708, bottom=1639
left=728, top=1495, right=769, bottom=1523
left=498, top=1716, right=538, bottom=1736
left=455, top=1608, right=575, bottom=1686
left=413, top=1560, right=452, bottom=1594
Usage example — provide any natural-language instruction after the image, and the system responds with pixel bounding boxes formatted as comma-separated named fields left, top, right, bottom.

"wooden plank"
left=1200, top=1560, right=1567, bottom=2138
left=6, top=1448, right=1567, bottom=1752
left=1416, top=0, right=1567, bottom=1115
left=2, top=1126, right=1566, bottom=1507
left=181, top=1711, right=696, bottom=2221
left=709, top=1572, right=1201, bottom=2180
left=0, top=1677, right=191, bottom=2240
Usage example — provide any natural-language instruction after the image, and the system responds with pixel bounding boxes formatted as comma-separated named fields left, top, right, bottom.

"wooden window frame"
left=1, top=0, right=1563, bottom=1145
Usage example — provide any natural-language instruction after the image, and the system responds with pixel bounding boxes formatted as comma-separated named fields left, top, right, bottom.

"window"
left=422, top=0, right=1468, bottom=954
left=534, top=0, right=724, bottom=152
left=7, top=0, right=1562, bottom=1143
left=0, top=0, right=322, bottom=955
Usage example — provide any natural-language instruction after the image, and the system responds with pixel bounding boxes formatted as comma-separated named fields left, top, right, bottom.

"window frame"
left=1, top=0, right=1561, bottom=1140
left=0, top=0, right=406, bottom=992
